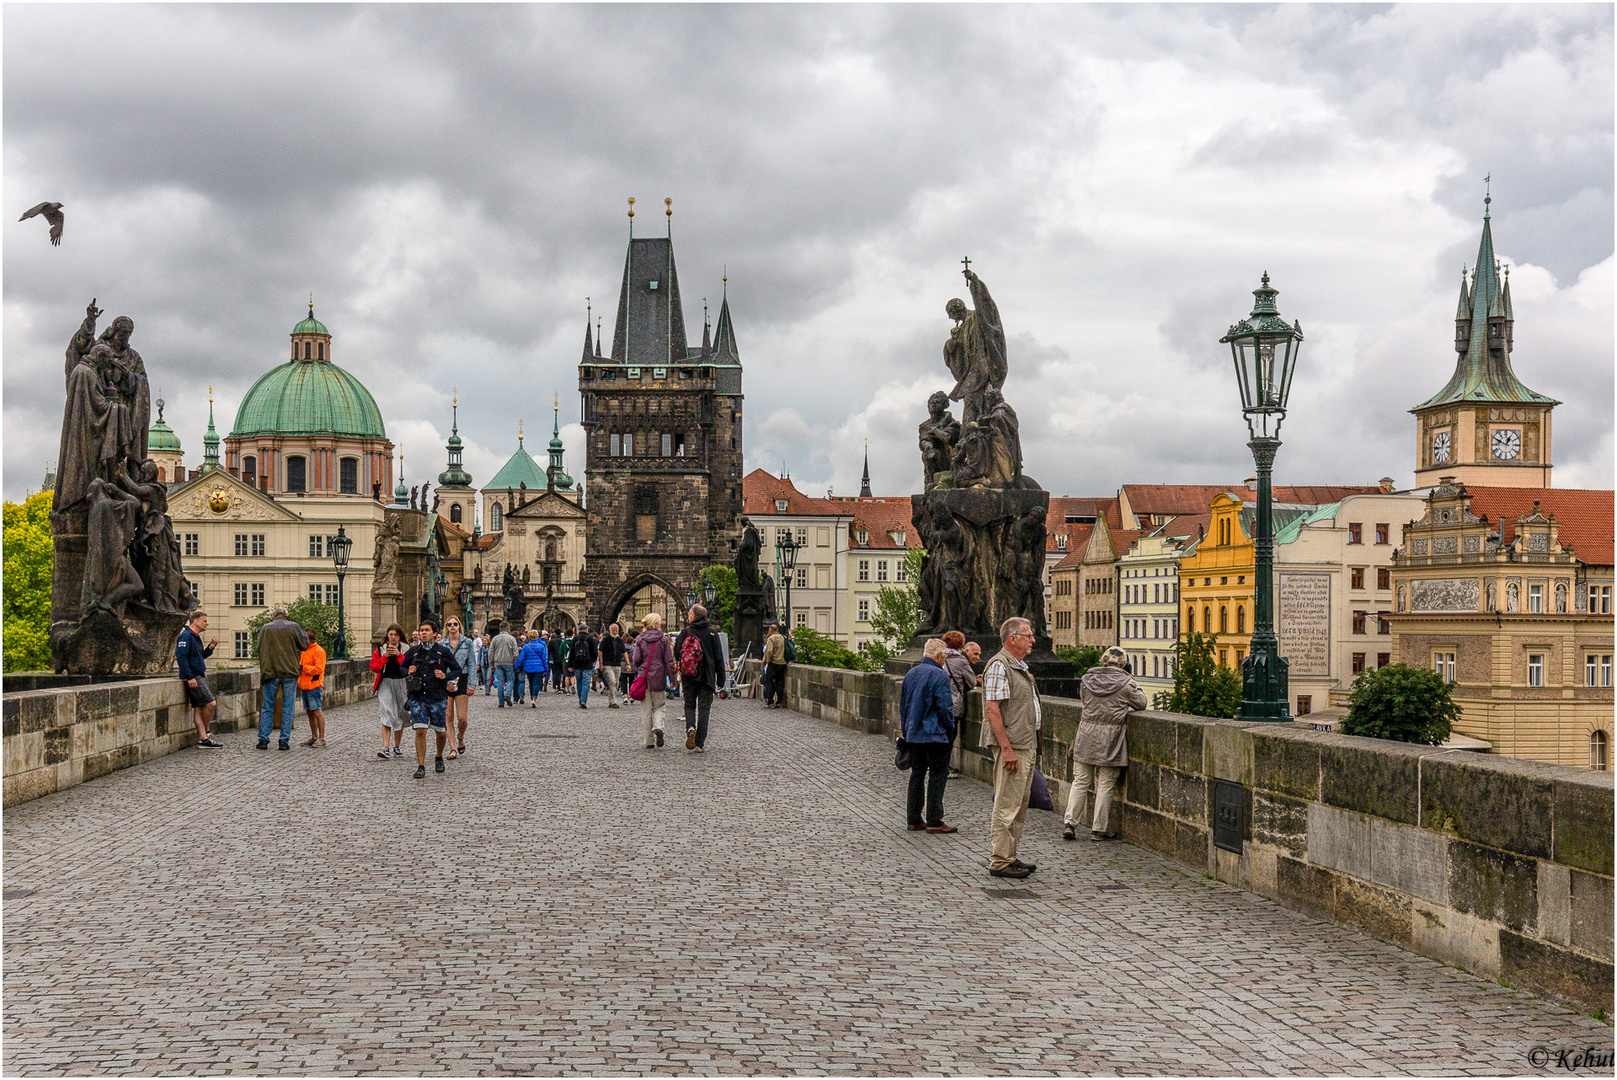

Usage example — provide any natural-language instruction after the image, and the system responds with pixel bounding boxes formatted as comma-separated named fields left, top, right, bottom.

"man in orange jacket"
left=299, top=639, right=328, bottom=747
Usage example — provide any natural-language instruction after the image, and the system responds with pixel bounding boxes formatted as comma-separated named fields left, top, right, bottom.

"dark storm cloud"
left=5, top=4, right=1610, bottom=504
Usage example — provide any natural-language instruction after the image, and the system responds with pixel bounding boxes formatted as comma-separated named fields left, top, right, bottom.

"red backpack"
left=678, top=632, right=706, bottom=678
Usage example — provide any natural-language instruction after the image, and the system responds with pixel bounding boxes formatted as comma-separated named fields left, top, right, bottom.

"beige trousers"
left=642, top=690, right=666, bottom=745
left=1064, top=762, right=1121, bottom=835
left=989, top=746, right=1035, bottom=871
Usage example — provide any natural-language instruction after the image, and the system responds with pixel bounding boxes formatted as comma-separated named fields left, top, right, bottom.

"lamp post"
left=1221, top=273, right=1303, bottom=722
left=684, top=586, right=699, bottom=613
left=328, top=525, right=353, bottom=660
left=776, top=531, right=800, bottom=632
left=702, top=577, right=717, bottom=608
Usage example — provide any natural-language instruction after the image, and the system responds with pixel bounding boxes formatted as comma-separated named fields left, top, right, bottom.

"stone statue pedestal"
left=732, top=586, right=767, bottom=660
left=49, top=509, right=186, bottom=677
left=371, top=588, right=404, bottom=645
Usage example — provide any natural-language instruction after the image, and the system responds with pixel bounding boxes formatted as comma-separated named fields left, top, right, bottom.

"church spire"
left=581, top=298, right=594, bottom=362
left=701, top=297, right=711, bottom=358
left=200, top=386, right=221, bottom=472
left=712, top=273, right=740, bottom=365
left=438, top=389, right=472, bottom=489
left=860, top=440, right=872, bottom=498
left=546, top=391, right=573, bottom=491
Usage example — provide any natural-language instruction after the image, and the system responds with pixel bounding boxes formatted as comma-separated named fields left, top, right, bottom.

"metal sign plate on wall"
left=1213, top=779, right=1244, bottom=853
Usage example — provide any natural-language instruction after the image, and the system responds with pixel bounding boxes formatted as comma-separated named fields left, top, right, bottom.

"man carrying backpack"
left=569, top=625, right=598, bottom=709
left=672, top=604, right=725, bottom=751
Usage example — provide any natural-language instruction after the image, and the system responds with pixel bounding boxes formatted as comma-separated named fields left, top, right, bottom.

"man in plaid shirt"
left=979, top=617, right=1042, bottom=878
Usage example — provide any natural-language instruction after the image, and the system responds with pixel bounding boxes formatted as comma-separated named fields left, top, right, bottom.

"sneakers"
left=278, top=742, right=291, bottom=751
left=257, top=739, right=269, bottom=750
left=392, top=746, right=404, bottom=758
left=608, top=703, right=619, bottom=709
left=1062, top=823, right=1077, bottom=841
left=378, top=749, right=391, bottom=760
left=302, top=737, right=318, bottom=747
left=655, top=730, right=664, bottom=748
left=197, top=738, right=222, bottom=748
left=693, top=746, right=704, bottom=753
left=530, top=702, right=537, bottom=709
left=1089, top=831, right=1117, bottom=842
left=685, top=728, right=697, bottom=750
left=414, top=765, right=426, bottom=779
left=989, top=865, right=1033, bottom=879
left=315, top=739, right=326, bottom=748
left=435, top=757, right=445, bottom=773
left=579, top=702, right=588, bottom=710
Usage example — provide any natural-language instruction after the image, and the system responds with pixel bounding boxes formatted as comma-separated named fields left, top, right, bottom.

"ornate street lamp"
left=702, top=577, right=718, bottom=607
left=1221, top=272, right=1303, bottom=722
left=434, top=570, right=447, bottom=617
left=684, top=586, right=699, bottom=612
left=328, top=525, right=353, bottom=660
left=776, top=531, right=800, bottom=632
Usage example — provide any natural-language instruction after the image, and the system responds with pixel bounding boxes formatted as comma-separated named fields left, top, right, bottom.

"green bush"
left=1160, top=631, right=1242, bottom=719
left=244, top=599, right=353, bottom=661
left=1056, top=645, right=1105, bottom=674
left=701, top=565, right=737, bottom=636
left=1341, top=663, right=1458, bottom=745
left=790, top=626, right=879, bottom=672
left=3, top=492, right=53, bottom=673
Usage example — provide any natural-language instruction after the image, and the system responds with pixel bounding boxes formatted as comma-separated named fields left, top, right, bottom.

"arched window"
left=303, top=341, right=311, bottom=359
left=156, top=466, right=166, bottom=482
left=243, top=455, right=257, bottom=482
left=1186, top=608, right=1194, bottom=633
left=339, top=457, right=358, bottom=494
left=317, top=341, right=325, bottom=361
left=1219, top=606, right=1228, bottom=633
left=285, top=455, right=306, bottom=493
left=1204, top=606, right=1212, bottom=633
left=491, top=502, right=503, bottom=531
left=1592, top=730, right=1609, bottom=771
left=450, top=503, right=462, bottom=524
left=1236, top=606, right=1246, bottom=634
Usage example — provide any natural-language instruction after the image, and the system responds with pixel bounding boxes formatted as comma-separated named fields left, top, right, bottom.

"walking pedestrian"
left=902, top=638, right=958, bottom=833
left=517, top=630, right=549, bottom=708
left=761, top=624, right=786, bottom=708
left=981, top=617, right=1042, bottom=879
left=372, top=623, right=409, bottom=757
left=404, top=619, right=462, bottom=779
left=673, top=604, right=724, bottom=751
left=599, top=623, right=627, bottom=709
left=536, top=631, right=551, bottom=693
left=444, top=617, right=476, bottom=757
left=175, top=610, right=223, bottom=748
left=555, top=633, right=572, bottom=693
left=569, top=624, right=598, bottom=708
left=1063, top=645, right=1146, bottom=841
left=256, top=604, right=309, bottom=750
left=486, top=620, right=520, bottom=708
left=298, top=634, right=327, bottom=747
left=631, top=613, right=673, bottom=748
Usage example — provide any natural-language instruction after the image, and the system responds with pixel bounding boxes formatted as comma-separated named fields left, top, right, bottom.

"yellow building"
left=1178, top=494, right=1258, bottom=670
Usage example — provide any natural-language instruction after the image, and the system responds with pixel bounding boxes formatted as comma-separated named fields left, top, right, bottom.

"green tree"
left=791, top=626, right=879, bottom=672
left=1340, top=663, right=1458, bottom=745
left=3, top=492, right=54, bottom=673
left=701, top=565, right=737, bottom=636
left=869, top=547, right=925, bottom=650
left=1056, top=645, right=1106, bottom=673
left=1158, top=631, right=1242, bottom=719
left=243, top=599, right=353, bottom=661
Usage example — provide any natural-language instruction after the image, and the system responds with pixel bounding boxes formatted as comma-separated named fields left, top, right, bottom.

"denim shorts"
left=408, top=698, right=447, bottom=731
left=300, top=688, right=323, bottom=712
left=184, top=677, right=215, bottom=708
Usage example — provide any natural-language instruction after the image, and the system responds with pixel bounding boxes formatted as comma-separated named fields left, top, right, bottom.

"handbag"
left=894, top=736, right=912, bottom=770
left=1027, top=765, right=1054, bottom=811
left=628, top=671, right=648, bottom=702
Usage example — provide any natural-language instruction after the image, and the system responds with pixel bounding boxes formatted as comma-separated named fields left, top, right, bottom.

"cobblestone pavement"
left=4, top=686, right=1611, bottom=1075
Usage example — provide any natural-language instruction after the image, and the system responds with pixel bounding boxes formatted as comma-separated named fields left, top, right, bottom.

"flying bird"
left=19, top=202, right=64, bottom=246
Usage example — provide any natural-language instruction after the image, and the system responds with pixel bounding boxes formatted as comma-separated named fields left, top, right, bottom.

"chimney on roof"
left=1379, top=477, right=1396, bottom=494
left=1245, top=477, right=1258, bottom=491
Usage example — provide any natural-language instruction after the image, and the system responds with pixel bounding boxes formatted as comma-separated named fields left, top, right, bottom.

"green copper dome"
left=231, top=359, right=387, bottom=439
left=147, top=402, right=182, bottom=451
left=293, top=301, right=329, bottom=337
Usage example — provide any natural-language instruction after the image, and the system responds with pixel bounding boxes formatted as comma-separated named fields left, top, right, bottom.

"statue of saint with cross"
left=943, top=256, right=1007, bottom=426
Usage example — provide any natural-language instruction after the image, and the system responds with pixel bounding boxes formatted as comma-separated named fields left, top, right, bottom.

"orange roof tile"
left=1122, top=483, right=1379, bottom=519
left=1464, top=487, right=1614, bottom=566
left=848, top=497, right=922, bottom=549
left=742, top=469, right=849, bottom=518
left=1049, top=524, right=1094, bottom=561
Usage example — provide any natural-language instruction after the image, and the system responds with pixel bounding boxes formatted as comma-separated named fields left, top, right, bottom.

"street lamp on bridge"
left=776, top=531, right=800, bottom=632
left=328, top=525, right=352, bottom=660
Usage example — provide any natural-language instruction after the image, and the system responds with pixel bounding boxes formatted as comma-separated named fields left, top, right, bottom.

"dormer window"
left=856, top=529, right=869, bottom=545
left=889, top=529, right=905, bottom=545
left=774, top=498, right=789, bottom=514
left=1057, top=534, right=1068, bottom=551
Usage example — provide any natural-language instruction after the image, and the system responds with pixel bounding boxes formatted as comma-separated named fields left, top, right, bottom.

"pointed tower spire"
left=201, top=385, right=221, bottom=472
left=394, top=451, right=408, bottom=502
left=860, top=440, right=872, bottom=498
left=712, top=271, right=740, bottom=365
left=547, top=391, right=573, bottom=491
left=1454, top=265, right=1471, bottom=319
left=581, top=298, right=594, bottom=362
left=701, top=297, right=711, bottom=357
left=595, top=315, right=602, bottom=357
left=438, top=388, right=472, bottom=490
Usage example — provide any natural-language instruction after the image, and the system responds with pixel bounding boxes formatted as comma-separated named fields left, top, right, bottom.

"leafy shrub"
left=1341, top=663, right=1458, bottom=745
left=3, top=492, right=53, bottom=673
left=244, top=599, right=353, bottom=661
left=1160, top=631, right=1242, bottom=719
left=791, top=626, right=879, bottom=672
left=1055, top=645, right=1105, bottom=674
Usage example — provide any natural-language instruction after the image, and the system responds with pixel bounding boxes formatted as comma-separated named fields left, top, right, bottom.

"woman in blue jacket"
left=514, top=630, right=549, bottom=709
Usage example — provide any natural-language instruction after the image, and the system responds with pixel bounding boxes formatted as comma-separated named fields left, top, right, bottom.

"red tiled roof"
left=1122, top=483, right=1379, bottom=519
left=1052, top=546, right=1087, bottom=570
left=848, top=497, right=922, bottom=550
left=1106, top=529, right=1143, bottom=560
left=1048, top=525, right=1094, bottom=563
left=1046, top=496, right=1121, bottom=531
left=1464, top=487, right=1614, bottom=566
left=742, top=469, right=848, bottom=518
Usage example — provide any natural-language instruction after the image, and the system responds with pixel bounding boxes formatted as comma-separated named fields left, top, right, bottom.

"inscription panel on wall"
left=1277, top=572, right=1331, bottom=677
left=1409, top=577, right=1480, bottom=613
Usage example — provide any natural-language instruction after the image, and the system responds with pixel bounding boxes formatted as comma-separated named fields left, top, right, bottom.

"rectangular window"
left=857, top=559, right=870, bottom=583
left=1528, top=653, right=1544, bottom=687
left=796, top=527, right=807, bottom=545
left=1348, top=523, right=1363, bottom=545
left=876, top=560, right=889, bottom=583
left=251, top=584, right=265, bottom=607
left=1377, top=568, right=1391, bottom=590
left=234, top=534, right=248, bottom=557
left=234, top=631, right=250, bottom=659
left=661, top=433, right=672, bottom=457
left=624, top=434, right=635, bottom=457
left=610, top=434, right=621, bottom=457
left=1529, top=583, right=1544, bottom=613
left=1606, top=656, right=1614, bottom=688
left=233, top=583, right=249, bottom=606
left=183, top=533, right=199, bottom=557
left=1378, top=616, right=1390, bottom=635
left=1234, top=648, right=1244, bottom=665
left=895, top=560, right=908, bottom=583
left=1296, top=696, right=1312, bottom=716
left=309, top=535, right=325, bottom=558
left=1434, top=652, right=1455, bottom=681
left=674, top=433, right=687, bottom=456
left=340, top=457, right=358, bottom=494
left=1352, top=614, right=1366, bottom=635
left=1375, top=523, right=1390, bottom=545
left=796, top=567, right=808, bottom=589
left=1587, top=655, right=1600, bottom=687
left=1378, top=652, right=1391, bottom=668
left=1351, top=567, right=1365, bottom=590
left=251, top=534, right=266, bottom=557
left=285, top=455, right=306, bottom=493
left=857, top=599, right=870, bottom=622
left=1352, top=652, right=1366, bottom=674
left=795, top=611, right=807, bottom=627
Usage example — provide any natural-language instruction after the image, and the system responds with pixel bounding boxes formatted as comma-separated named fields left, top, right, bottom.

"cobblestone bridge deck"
left=4, top=689, right=1611, bottom=1074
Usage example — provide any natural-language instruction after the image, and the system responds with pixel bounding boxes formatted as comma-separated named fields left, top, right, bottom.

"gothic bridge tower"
left=579, top=199, right=745, bottom=624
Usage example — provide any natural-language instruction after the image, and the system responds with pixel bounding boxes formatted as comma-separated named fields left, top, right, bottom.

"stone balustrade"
left=747, top=658, right=1614, bottom=1012
left=2, top=658, right=376, bottom=808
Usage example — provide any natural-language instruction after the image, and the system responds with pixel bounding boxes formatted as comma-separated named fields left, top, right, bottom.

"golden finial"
left=518, top=419, right=525, bottom=445
left=665, top=197, right=672, bottom=218
left=627, top=197, right=635, bottom=219
left=208, top=385, right=214, bottom=403
left=452, top=387, right=458, bottom=408
left=308, top=293, right=313, bottom=318
left=554, top=391, right=559, bottom=410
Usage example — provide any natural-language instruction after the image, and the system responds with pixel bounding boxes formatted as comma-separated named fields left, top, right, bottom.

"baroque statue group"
left=50, top=300, right=194, bottom=675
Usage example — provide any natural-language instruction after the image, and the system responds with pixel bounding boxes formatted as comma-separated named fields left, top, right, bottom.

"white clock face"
left=1432, top=431, right=1451, bottom=464
left=1491, top=428, right=1522, bottom=460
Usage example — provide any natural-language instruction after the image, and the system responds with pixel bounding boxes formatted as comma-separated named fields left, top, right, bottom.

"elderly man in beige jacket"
left=1063, top=645, right=1147, bottom=841
left=980, top=617, right=1042, bottom=879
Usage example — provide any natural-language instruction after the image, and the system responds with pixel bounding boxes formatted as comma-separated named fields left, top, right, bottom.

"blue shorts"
left=300, top=688, right=323, bottom=711
left=408, top=698, right=447, bottom=731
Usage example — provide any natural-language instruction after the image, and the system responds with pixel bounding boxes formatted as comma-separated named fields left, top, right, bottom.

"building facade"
left=579, top=223, right=745, bottom=625
left=1117, top=531, right=1187, bottom=701
left=842, top=496, right=921, bottom=652
left=742, top=470, right=850, bottom=639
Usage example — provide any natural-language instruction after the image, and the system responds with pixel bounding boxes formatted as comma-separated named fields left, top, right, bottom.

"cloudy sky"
left=5, top=4, right=1612, bottom=511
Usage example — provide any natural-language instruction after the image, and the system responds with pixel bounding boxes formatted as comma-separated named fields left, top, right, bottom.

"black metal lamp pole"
left=1220, top=273, right=1304, bottom=723
left=777, top=532, right=800, bottom=632
left=329, top=525, right=353, bottom=660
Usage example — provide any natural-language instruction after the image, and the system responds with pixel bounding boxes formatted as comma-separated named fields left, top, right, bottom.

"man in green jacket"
left=257, top=605, right=310, bottom=750
left=980, top=616, right=1041, bottom=879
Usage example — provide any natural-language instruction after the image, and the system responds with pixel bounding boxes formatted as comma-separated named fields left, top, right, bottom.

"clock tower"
left=1412, top=196, right=1557, bottom=489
